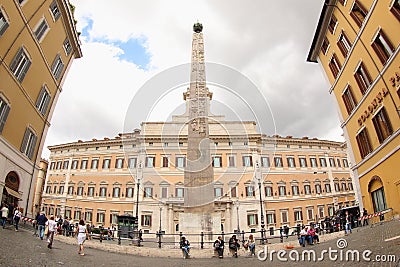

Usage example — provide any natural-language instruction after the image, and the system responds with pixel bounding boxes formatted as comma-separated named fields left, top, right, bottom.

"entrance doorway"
left=1, top=171, right=21, bottom=215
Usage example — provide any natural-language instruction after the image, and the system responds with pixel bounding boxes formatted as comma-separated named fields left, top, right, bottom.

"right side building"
left=307, top=0, right=399, bottom=218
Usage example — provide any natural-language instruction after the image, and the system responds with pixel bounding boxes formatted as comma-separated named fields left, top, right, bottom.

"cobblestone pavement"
left=0, top=219, right=399, bottom=267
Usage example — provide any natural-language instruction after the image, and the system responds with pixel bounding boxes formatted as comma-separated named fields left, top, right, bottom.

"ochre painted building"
left=308, top=0, right=399, bottom=218
left=0, top=0, right=82, bottom=217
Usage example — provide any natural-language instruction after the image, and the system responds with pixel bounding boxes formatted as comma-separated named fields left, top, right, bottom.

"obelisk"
left=184, top=22, right=214, bottom=211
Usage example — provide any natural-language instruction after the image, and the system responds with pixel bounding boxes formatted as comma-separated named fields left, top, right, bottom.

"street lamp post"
left=235, top=200, right=240, bottom=236
left=255, top=160, right=266, bottom=244
left=158, top=202, right=163, bottom=248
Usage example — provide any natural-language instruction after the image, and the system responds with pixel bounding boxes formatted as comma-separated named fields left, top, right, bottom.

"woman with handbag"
left=75, top=219, right=90, bottom=256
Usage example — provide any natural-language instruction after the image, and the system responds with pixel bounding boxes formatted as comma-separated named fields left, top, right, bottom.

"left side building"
left=0, top=0, right=82, bottom=218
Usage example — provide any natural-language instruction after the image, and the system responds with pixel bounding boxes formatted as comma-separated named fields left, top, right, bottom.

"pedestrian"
left=62, top=217, right=69, bottom=236
left=299, top=226, right=311, bottom=247
left=180, top=236, right=190, bottom=259
left=345, top=211, right=352, bottom=235
left=36, top=211, right=48, bottom=240
left=75, top=219, right=89, bottom=256
left=284, top=225, right=289, bottom=238
left=363, top=208, right=369, bottom=226
left=307, top=225, right=319, bottom=244
left=228, top=234, right=240, bottom=258
left=13, top=207, right=22, bottom=231
left=213, top=235, right=224, bottom=258
left=45, top=215, right=57, bottom=249
left=1, top=204, right=9, bottom=229
left=247, top=234, right=256, bottom=256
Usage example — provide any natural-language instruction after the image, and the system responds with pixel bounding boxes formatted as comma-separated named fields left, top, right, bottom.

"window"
left=91, top=159, right=98, bottom=169
left=350, top=0, right=368, bottom=27
left=128, top=157, right=137, bottom=168
left=161, top=187, right=167, bottom=198
left=72, top=160, right=78, bottom=169
left=59, top=185, right=64, bottom=195
left=214, top=187, right=223, bottom=198
left=294, top=210, right=303, bottom=221
left=315, top=184, right=322, bottom=194
left=337, top=31, right=352, bottom=57
left=162, top=156, right=169, bottom=168
left=304, top=185, right=311, bottom=195
left=356, top=128, right=372, bottom=158
left=126, top=187, right=133, bottom=198
left=144, top=187, right=153, bottom=198
left=0, top=9, right=9, bottom=37
left=318, top=206, right=325, bottom=218
left=278, top=186, right=286, bottom=196
left=34, top=19, right=49, bottom=42
left=56, top=161, right=62, bottom=170
left=110, top=214, right=118, bottom=225
left=67, top=185, right=74, bottom=195
left=328, top=53, right=342, bottom=79
left=63, top=160, right=69, bottom=170
left=99, top=186, right=107, bottom=197
left=299, top=157, right=307, bottom=168
left=112, top=187, right=120, bottom=198
left=265, top=186, right=272, bottom=197
left=372, top=107, right=393, bottom=143
left=328, top=15, right=337, bottom=34
left=230, top=186, right=237, bottom=198
left=342, top=85, right=357, bottom=114
left=390, top=0, right=400, bottom=21
left=343, top=159, right=349, bottom=168
left=321, top=38, right=329, bottom=54
left=0, top=96, right=10, bottom=133
left=228, top=155, right=235, bottom=167
left=281, top=211, right=288, bottom=223
left=10, top=47, right=31, bottom=82
left=329, top=158, right=336, bottom=167
left=175, top=156, right=186, bottom=168
left=371, top=187, right=387, bottom=212
left=372, top=29, right=395, bottom=65
left=341, top=182, right=347, bottom=191
left=20, top=127, right=37, bottom=159
left=146, top=156, right=155, bottom=168
left=328, top=207, right=334, bottom=216
left=102, top=158, right=110, bottom=169
left=51, top=54, right=64, bottom=80
left=310, top=157, right=317, bottom=167
left=63, top=38, right=72, bottom=55
left=334, top=182, right=340, bottom=192
left=46, top=185, right=51, bottom=194
left=97, top=212, right=105, bottom=224
left=77, top=185, right=84, bottom=196
left=287, top=157, right=295, bottom=168
left=141, top=215, right=152, bottom=227
left=85, top=211, right=92, bottom=222
left=81, top=159, right=88, bottom=170
left=261, top=157, right=270, bottom=168
left=354, top=62, right=372, bottom=94
left=348, top=182, right=353, bottom=191
left=245, top=185, right=255, bottom=197
left=50, top=1, right=61, bottom=20
left=87, top=187, right=94, bottom=197
left=274, top=156, right=282, bottom=167
left=266, top=213, right=276, bottom=224
left=115, top=158, right=124, bottom=169
left=319, top=158, right=327, bottom=167
left=307, top=209, right=314, bottom=220
left=212, top=156, right=222, bottom=167
left=242, top=155, right=253, bottom=167
left=247, top=214, right=258, bottom=226
left=292, top=185, right=299, bottom=196
left=175, top=188, right=184, bottom=198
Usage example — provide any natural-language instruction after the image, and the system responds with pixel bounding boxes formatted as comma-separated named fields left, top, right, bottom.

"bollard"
left=280, top=227, right=283, bottom=243
left=241, top=230, right=245, bottom=244
left=157, top=231, right=162, bottom=248
left=118, top=229, right=121, bottom=245
left=296, top=224, right=300, bottom=238
left=100, top=230, right=103, bottom=243
left=200, top=231, right=204, bottom=249
left=221, top=231, right=224, bottom=242
left=138, top=229, right=142, bottom=247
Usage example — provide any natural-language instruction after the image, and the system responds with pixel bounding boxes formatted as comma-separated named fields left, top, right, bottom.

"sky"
left=42, top=0, right=344, bottom=158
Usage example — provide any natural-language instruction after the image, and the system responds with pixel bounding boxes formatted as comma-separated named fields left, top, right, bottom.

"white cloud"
left=42, top=0, right=344, bottom=158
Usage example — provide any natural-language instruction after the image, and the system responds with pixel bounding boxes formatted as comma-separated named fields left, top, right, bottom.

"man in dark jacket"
left=36, top=212, right=48, bottom=240
left=214, top=236, right=224, bottom=258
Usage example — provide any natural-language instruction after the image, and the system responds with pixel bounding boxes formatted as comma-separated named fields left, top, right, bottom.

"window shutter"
left=109, top=214, right=112, bottom=224
left=96, top=213, right=99, bottom=222
left=247, top=215, right=250, bottom=225
left=55, top=61, right=64, bottom=80
left=42, top=92, right=50, bottom=115
left=0, top=104, right=10, bottom=133
left=149, top=216, right=152, bottom=227
left=273, top=214, right=276, bottom=224
left=18, top=59, right=31, bottom=82
left=249, top=156, right=253, bottom=166
left=10, top=48, right=23, bottom=72
left=20, top=128, right=30, bottom=153
left=35, top=87, right=45, bottom=109
left=354, top=71, right=366, bottom=94
left=371, top=41, right=388, bottom=65
left=245, top=187, right=249, bottom=197
left=255, top=214, right=259, bottom=225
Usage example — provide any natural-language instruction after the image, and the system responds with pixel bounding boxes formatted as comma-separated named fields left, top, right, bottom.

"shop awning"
left=5, top=187, right=22, bottom=199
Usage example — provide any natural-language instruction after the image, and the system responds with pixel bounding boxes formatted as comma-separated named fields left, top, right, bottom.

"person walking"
left=345, top=211, right=352, bottom=235
left=13, top=207, right=22, bottom=231
left=363, top=208, right=369, bottom=226
left=247, top=234, right=256, bottom=256
left=228, top=235, right=240, bottom=258
left=213, top=236, right=224, bottom=259
left=46, top=216, right=57, bottom=249
left=75, top=219, right=89, bottom=256
left=36, top=212, right=48, bottom=240
left=1, top=204, right=9, bottom=229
